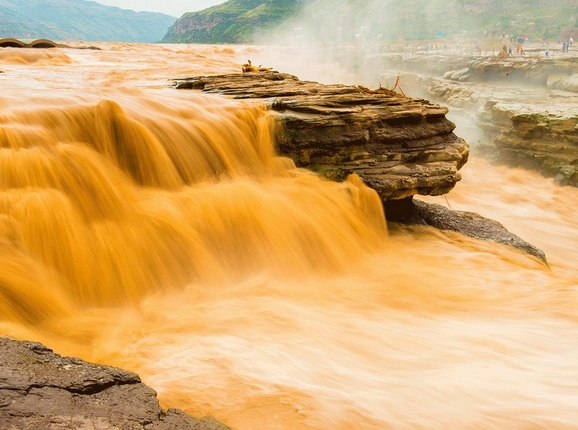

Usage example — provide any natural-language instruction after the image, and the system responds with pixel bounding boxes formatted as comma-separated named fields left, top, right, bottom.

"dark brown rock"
left=384, top=198, right=547, bottom=264
left=173, top=72, right=469, bottom=200
left=173, top=71, right=548, bottom=260
left=0, top=337, right=231, bottom=430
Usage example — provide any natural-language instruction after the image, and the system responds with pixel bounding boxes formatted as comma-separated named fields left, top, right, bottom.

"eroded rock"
left=477, top=101, right=578, bottom=186
left=374, top=56, right=578, bottom=188
left=0, top=337, right=231, bottom=430
left=173, top=72, right=469, bottom=200
left=172, top=71, right=549, bottom=260
left=384, top=198, right=547, bottom=264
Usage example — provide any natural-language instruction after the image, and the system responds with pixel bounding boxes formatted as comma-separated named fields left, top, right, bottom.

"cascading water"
left=1, top=42, right=577, bottom=430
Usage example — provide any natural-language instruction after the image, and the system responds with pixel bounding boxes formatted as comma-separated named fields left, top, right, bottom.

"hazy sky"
left=93, top=0, right=227, bottom=17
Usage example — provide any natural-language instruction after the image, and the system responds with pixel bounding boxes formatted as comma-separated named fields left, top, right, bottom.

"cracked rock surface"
left=173, top=72, right=469, bottom=200
left=0, top=337, right=231, bottom=430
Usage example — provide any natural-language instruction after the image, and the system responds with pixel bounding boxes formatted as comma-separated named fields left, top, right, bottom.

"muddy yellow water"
left=1, top=43, right=577, bottom=429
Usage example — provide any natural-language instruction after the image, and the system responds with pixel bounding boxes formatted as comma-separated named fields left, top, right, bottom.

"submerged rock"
left=384, top=198, right=547, bottom=264
left=173, top=72, right=469, bottom=200
left=0, top=337, right=231, bottom=430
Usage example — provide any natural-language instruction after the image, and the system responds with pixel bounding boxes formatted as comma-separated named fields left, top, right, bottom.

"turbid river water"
left=1, top=42, right=577, bottom=429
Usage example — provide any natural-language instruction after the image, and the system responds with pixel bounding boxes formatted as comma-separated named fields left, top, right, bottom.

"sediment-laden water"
left=1, top=42, right=577, bottom=429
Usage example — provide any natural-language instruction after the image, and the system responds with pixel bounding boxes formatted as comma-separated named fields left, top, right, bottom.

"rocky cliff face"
left=164, top=12, right=230, bottom=43
left=368, top=51, right=578, bottom=187
left=0, top=337, right=231, bottom=430
left=172, top=71, right=549, bottom=261
left=173, top=72, right=469, bottom=201
left=477, top=101, right=578, bottom=186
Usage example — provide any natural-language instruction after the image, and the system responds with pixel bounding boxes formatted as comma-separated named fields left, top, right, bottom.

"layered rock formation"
left=173, top=72, right=469, bottom=201
left=0, top=337, right=231, bottom=430
left=172, top=71, right=549, bottom=262
left=371, top=51, right=578, bottom=89
left=443, top=56, right=578, bottom=86
left=369, top=51, right=578, bottom=187
left=477, top=100, right=578, bottom=186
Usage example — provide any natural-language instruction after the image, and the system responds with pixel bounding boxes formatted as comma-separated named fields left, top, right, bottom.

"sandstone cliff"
left=174, top=72, right=469, bottom=201
left=476, top=101, right=578, bottom=186
left=365, top=51, right=578, bottom=188
left=172, top=71, right=547, bottom=263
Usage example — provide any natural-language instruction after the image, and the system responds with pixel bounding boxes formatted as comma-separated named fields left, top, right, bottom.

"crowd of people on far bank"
left=359, top=29, right=577, bottom=59
left=490, top=30, right=575, bottom=58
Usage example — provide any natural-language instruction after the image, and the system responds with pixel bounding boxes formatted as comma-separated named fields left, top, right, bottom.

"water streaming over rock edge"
left=1, top=43, right=577, bottom=430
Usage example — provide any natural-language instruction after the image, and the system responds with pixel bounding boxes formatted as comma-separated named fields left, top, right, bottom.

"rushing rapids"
left=1, top=42, right=578, bottom=429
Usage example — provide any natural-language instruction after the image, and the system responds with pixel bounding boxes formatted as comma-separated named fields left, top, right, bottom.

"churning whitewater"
left=1, top=43, right=578, bottom=430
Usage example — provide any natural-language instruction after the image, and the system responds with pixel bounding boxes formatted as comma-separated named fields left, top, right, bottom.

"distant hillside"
left=162, top=0, right=313, bottom=44
left=290, top=0, right=578, bottom=43
left=0, top=0, right=176, bottom=43
left=163, top=0, right=578, bottom=44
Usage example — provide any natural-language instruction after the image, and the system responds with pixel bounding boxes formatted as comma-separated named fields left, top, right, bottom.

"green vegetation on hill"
left=0, top=0, right=176, bottom=43
left=162, top=0, right=313, bottom=44
left=163, top=0, right=578, bottom=44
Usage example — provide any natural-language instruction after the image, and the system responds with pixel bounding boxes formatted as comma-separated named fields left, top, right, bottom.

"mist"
left=252, top=0, right=457, bottom=87
left=254, top=0, right=578, bottom=89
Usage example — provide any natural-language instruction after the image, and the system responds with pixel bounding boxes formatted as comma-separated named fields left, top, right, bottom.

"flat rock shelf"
left=173, top=71, right=470, bottom=201
left=173, top=71, right=546, bottom=263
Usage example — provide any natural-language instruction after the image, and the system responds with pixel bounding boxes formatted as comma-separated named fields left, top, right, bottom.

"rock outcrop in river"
left=173, top=71, right=547, bottom=263
left=477, top=100, right=578, bottom=186
left=0, top=337, right=231, bottom=430
left=368, top=50, right=578, bottom=188
left=173, top=72, right=469, bottom=201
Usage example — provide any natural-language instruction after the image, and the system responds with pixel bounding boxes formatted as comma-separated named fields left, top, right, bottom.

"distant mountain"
left=0, top=0, right=176, bottom=43
left=163, top=0, right=578, bottom=44
left=162, top=0, right=313, bottom=44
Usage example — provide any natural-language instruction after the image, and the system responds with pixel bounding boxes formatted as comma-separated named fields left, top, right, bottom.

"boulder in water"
left=384, top=198, right=548, bottom=264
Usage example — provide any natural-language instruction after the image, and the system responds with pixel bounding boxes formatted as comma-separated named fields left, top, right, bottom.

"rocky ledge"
left=384, top=198, right=547, bottom=263
left=367, top=51, right=578, bottom=88
left=442, top=56, right=578, bottom=86
left=173, top=71, right=547, bottom=262
left=0, top=337, right=230, bottom=430
left=477, top=100, right=578, bottom=186
left=374, top=56, right=578, bottom=187
left=173, top=72, right=469, bottom=200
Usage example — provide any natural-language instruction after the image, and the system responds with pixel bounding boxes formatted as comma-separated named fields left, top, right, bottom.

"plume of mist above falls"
left=253, top=0, right=454, bottom=86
